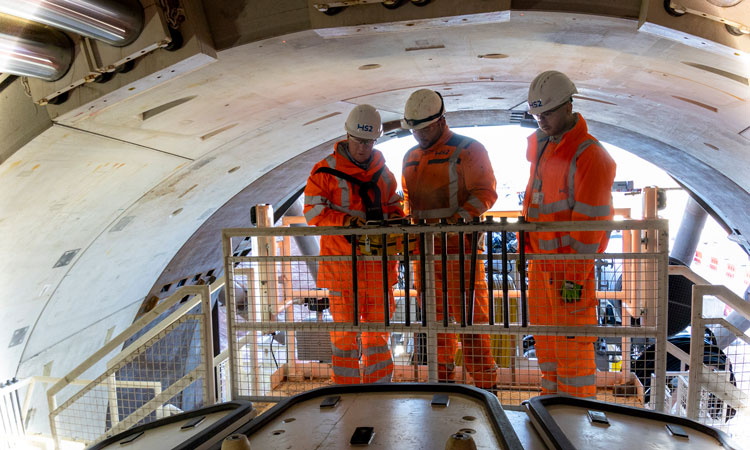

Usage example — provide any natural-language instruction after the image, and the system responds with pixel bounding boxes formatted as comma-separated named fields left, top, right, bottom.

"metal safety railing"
left=674, top=267, right=750, bottom=431
left=221, top=218, right=671, bottom=411
left=47, top=284, right=216, bottom=448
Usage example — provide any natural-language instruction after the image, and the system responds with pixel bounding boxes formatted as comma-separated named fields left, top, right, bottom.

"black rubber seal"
left=222, top=383, right=524, bottom=450
left=524, top=395, right=739, bottom=450
left=86, top=400, right=254, bottom=450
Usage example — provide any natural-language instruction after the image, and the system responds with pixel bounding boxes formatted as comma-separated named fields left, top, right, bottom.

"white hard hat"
left=345, top=104, right=382, bottom=140
left=401, top=89, right=445, bottom=130
left=527, top=71, right=578, bottom=115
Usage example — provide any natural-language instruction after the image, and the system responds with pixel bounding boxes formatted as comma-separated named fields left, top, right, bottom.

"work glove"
left=560, top=280, right=583, bottom=303
left=347, top=216, right=366, bottom=227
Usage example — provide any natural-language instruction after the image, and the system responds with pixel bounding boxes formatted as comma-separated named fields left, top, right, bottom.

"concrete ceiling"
left=0, top=0, right=748, bottom=404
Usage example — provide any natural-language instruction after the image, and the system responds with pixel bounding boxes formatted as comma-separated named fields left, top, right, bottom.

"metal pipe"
left=0, top=14, right=72, bottom=81
left=0, top=0, right=144, bottom=47
left=670, top=196, right=708, bottom=267
left=285, top=198, right=320, bottom=280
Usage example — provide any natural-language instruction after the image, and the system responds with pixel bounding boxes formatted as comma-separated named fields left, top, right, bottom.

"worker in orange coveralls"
left=304, top=104, right=404, bottom=384
left=522, top=70, right=616, bottom=398
left=400, top=89, right=498, bottom=391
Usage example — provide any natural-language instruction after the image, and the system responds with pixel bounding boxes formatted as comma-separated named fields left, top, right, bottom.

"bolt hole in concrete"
left=271, top=430, right=285, bottom=435
left=462, top=416, right=476, bottom=421
left=359, top=64, right=381, bottom=70
left=459, top=428, right=477, bottom=434
left=228, top=166, right=240, bottom=173
left=282, top=417, right=296, bottom=423
left=171, top=208, right=183, bottom=217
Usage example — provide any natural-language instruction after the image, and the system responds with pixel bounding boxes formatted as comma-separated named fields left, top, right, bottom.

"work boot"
left=438, top=363, right=456, bottom=383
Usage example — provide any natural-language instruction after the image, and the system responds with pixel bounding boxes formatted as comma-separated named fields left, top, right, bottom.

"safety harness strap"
left=314, top=166, right=386, bottom=221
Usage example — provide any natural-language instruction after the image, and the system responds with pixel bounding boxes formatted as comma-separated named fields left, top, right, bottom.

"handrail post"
left=651, top=222, right=669, bottom=413
left=687, top=284, right=706, bottom=420
left=200, top=284, right=216, bottom=406
left=424, top=230, right=438, bottom=383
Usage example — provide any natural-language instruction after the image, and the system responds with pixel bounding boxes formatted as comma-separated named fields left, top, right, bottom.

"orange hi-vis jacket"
left=304, top=141, right=403, bottom=288
left=402, top=128, right=497, bottom=227
left=521, top=114, right=616, bottom=284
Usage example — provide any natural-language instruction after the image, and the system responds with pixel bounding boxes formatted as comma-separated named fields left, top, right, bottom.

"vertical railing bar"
left=441, top=225, right=449, bottom=328
left=351, top=234, right=359, bottom=326
left=519, top=226, right=528, bottom=327
left=458, top=225, right=466, bottom=328
left=468, top=218, right=479, bottom=326
left=14, top=387, right=24, bottom=435
left=222, top=232, right=239, bottom=400
left=486, top=217, right=495, bottom=326
left=403, top=226, right=411, bottom=327
left=200, top=285, right=216, bottom=406
left=419, top=224, right=427, bottom=327
left=382, top=230, right=390, bottom=327
left=501, top=219, right=510, bottom=329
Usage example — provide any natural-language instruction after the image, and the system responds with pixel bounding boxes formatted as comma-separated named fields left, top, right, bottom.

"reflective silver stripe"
left=363, top=358, right=393, bottom=376
left=456, top=207, right=471, bottom=221
left=325, top=154, right=337, bottom=169
left=572, top=201, right=611, bottom=218
left=559, top=374, right=595, bottom=388
left=332, top=366, right=360, bottom=378
left=388, top=193, right=401, bottom=205
left=372, top=373, right=393, bottom=383
left=363, top=345, right=390, bottom=357
left=539, top=198, right=570, bottom=215
left=447, top=139, right=466, bottom=214
left=413, top=206, right=456, bottom=220
left=539, top=237, right=562, bottom=251
left=466, top=195, right=484, bottom=213
left=331, top=346, right=359, bottom=359
left=339, top=176, right=350, bottom=210
left=532, top=178, right=542, bottom=190
left=569, top=236, right=600, bottom=253
left=328, top=203, right=365, bottom=219
left=328, top=291, right=342, bottom=297
left=305, top=194, right=327, bottom=204
left=539, top=362, right=557, bottom=372
left=527, top=207, right=539, bottom=219
left=568, top=139, right=598, bottom=209
left=541, top=378, right=557, bottom=391
left=304, top=204, right=325, bottom=222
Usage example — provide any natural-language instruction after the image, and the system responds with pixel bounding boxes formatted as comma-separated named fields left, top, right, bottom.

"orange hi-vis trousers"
left=527, top=261, right=598, bottom=398
left=422, top=258, right=497, bottom=389
left=328, top=261, right=396, bottom=384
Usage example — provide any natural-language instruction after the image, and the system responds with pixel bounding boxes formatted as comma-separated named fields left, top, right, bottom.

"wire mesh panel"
left=222, top=219, right=669, bottom=410
left=48, top=288, right=213, bottom=447
left=0, top=379, right=26, bottom=449
left=685, top=284, right=750, bottom=438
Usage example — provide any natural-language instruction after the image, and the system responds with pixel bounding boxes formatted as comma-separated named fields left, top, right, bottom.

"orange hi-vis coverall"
left=521, top=114, right=616, bottom=398
left=402, top=128, right=498, bottom=389
left=304, top=141, right=404, bottom=384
